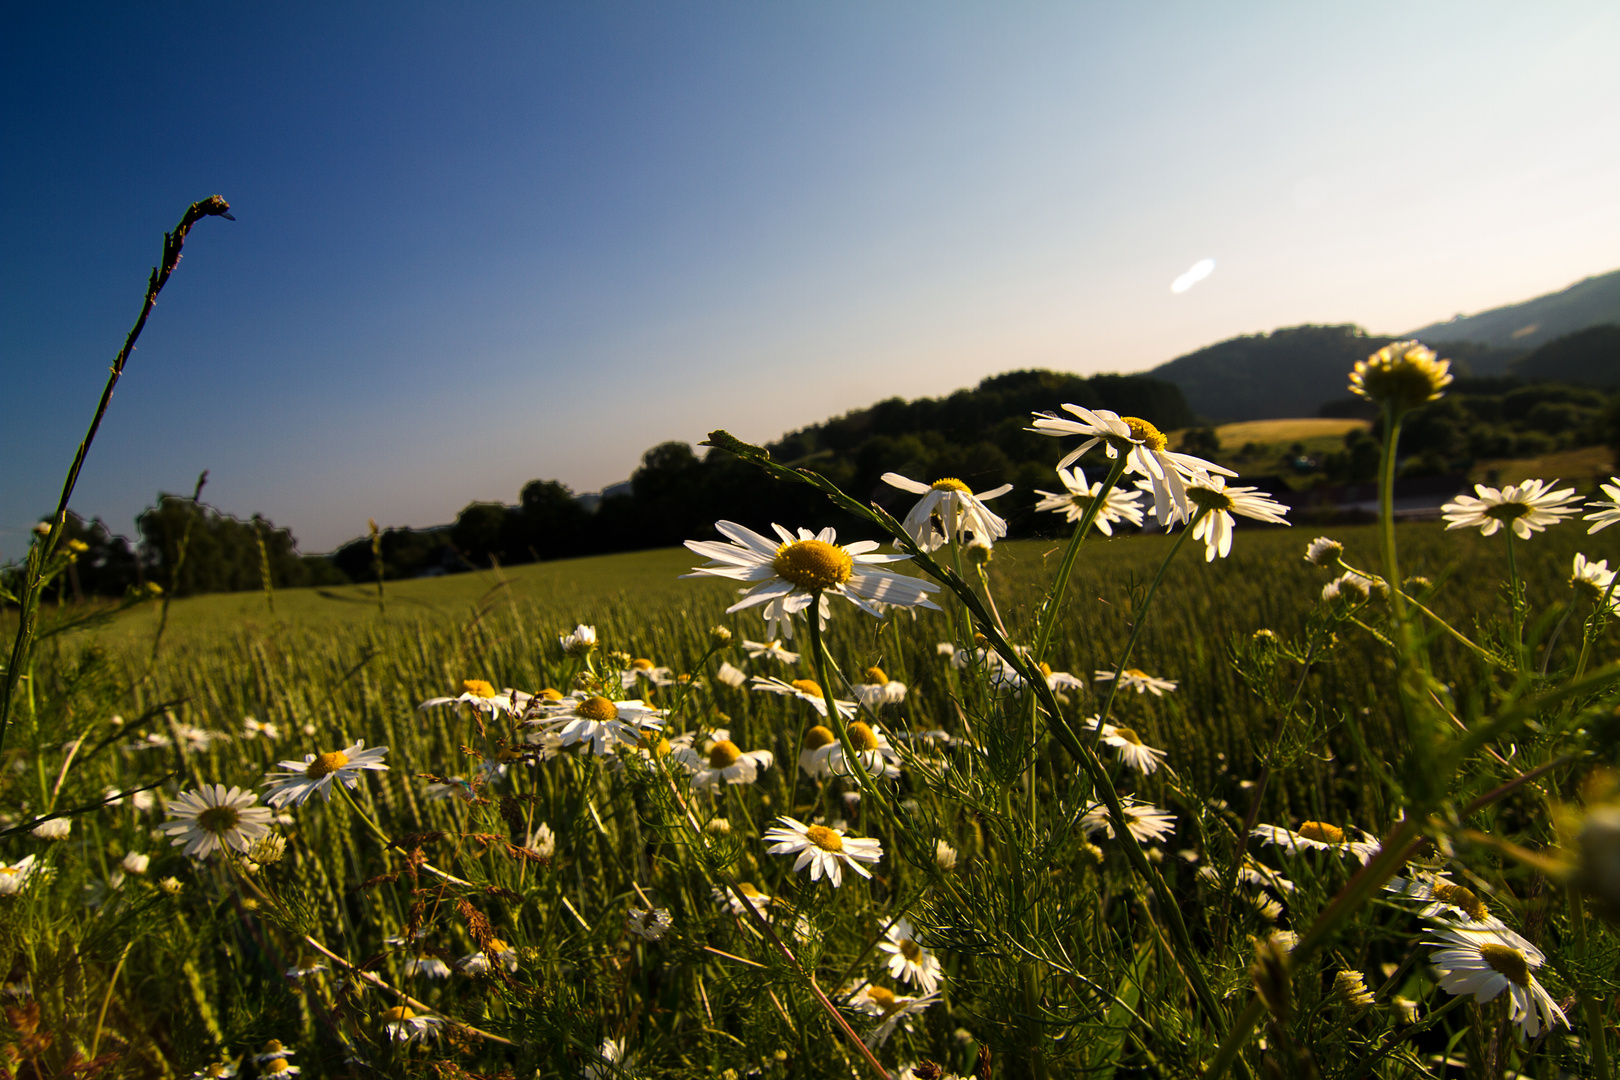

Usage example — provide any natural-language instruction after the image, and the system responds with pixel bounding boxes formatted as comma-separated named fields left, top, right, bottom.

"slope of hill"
left=1410, top=268, right=1620, bottom=352
left=1509, top=324, right=1620, bottom=389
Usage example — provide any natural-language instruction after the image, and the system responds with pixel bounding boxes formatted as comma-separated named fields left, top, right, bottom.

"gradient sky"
left=5, top=3, right=1619, bottom=555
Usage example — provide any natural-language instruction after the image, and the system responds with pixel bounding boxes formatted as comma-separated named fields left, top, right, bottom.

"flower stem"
left=1031, top=455, right=1129, bottom=663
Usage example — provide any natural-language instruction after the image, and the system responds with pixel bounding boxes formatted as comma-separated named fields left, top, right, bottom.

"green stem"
left=1574, top=565, right=1620, bottom=678
left=1506, top=530, right=1527, bottom=673
left=1377, top=405, right=1409, bottom=633
left=1032, top=455, right=1129, bottom=663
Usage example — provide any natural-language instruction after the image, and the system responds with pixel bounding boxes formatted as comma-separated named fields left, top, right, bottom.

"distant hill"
left=1410, top=268, right=1620, bottom=352
left=1509, top=324, right=1620, bottom=389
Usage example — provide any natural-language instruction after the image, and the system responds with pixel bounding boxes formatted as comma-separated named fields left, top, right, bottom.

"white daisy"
left=1080, top=799, right=1175, bottom=844
left=1182, top=473, right=1290, bottom=559
left=189, top=1063, right=237, bottom=1079
left=1094, top=668, right=1177, bottom=696
left=120, top=851, right=150, bottom=875
left=30, top=817, right=70, bottom=841
left=848, top=983, right=941, bottom=1048
left=527, top=823, right=556, bottom=859
left=242, top=717, right=281, bottom=741
left=254, top=1040, right=296, bottom=1066
left=1029, top=405, right=1235, bottom=525
left=1321, top=570, right=1382, bottom=605
left=260, top=1060, right=298, bottom=1079
left=626, top=907, right=673, bottom=941
left=261, top=742, right=390, bottom=808
left=418, top=679, right=517, bottom=716
left=1584, top=477, right=1620, bottom=534
left=742, top=638, right=800, bottom=663
left=524, top=693, right=664, bottom=755
left=1427, top=924, right=1566, bottom=1039
left=671, top=736, right=774, bottom=792
left=559, top=624, right=597, bottom=657
left=815, top=721, right=902, bottom=783
left=582, top=1038, right=629, bottom=1080
left=1033, top=465, right=1146, bottom=535
left=797, top=725, right=838, bottom=779
left=854, top=666, right=908, bottom=707
left=763, top=816, right=884, bottom=887
left=382, top=1005, right=443, bottom=1045
left=159, top=785, right=274, bottom=859
left=1197, top=859, right=1296, bottom=895
left=619, top=658, right=674, bottom=691
left=881, top=473, right=1013, bottom=551
left=1304, top=536, right=1344, bottom=567
left=714, top=661, right=748, bottom=688
left=712, top=880, right=773, bottom=916
left=1442, top=479, right=1581, bottom=539
left=1083, top=718, right=1167, bottom=775
left=1388, top=870, right=1497, bottom=925
left=405, top=955, right=452, bottom=980
left=1252, top=822, right=1380, bottom=863
left=0, top=855, right=40, bottom=896
left=877, top=917, right=944, bottom=994
left=750, top=675, right=857, bottom=720
left=1570, top=553, right=1620, bottom=609
left=683, top=521, right=941, bottom=640
left=460, top=938, right=520, bottom=973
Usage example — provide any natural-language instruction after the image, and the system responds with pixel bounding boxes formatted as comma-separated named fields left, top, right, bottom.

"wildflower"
left=1322, top=570, right=1381, bottom=605
left=626, top=907, right=673, bottom=941
left=525, top=693, right=664, bottom=755
left=120, top=851, right=150, bottom=874
left=1033, top=465, right=1147, bottom=534
left=763, top=816, right=883, bottom=886
left=878, top=917, right=944, bottom=993
left=1570, top=553, right=1619, bottom=608
left=382, top=1004, right=443, bottom=1045
left=1080, top=799, right=1176, bottom=844
left=1442, top=479, right=1581, bottom=539
left=559, top=624, right=597, bottom=656
left=1039, top=663, right=1086, bottom=692
left=527, top=823, right=556, bottom=859
left=713, top=880, right=772, bottom=916
left=715, top=661, right=747, bottom=688
left=583, top=1038, right=629, bottom=1080
left=1335, top=970, right=1375, bottom=1010
left=254, top=1041, right=295, bottom=1067
left=159, top=876, right=184, bottom=895
left=0, top=856, right=39, bottom=895
left=672, top=735, right=774, bottom=792
left=241, top=716, right=281, bottom=741
left=684, top=522, right=941, bottom=639
left=1584, top=477, right=1620, bottom=533
left=30, top=817, right=70, bottom=841
left=260, top=1060, right=298, bottom=1079
left=261, top=741, right=390, bottom=807
left=189, top=1064, right=236, bottom=1079
left=1248, top=892, right=1283, bottom=921
left=619, top=658, right=674, bottom=690
left=1029, top=405, right=1235, bottom=525
left=881, top=472, right=1013, bottom=551
left=934, top=840, right=958, bottom=870
left=1094, top=668, right=1177, bottom=696
left=1183, top=473, right=1290, bottom=558
left=742, top=638, right=800, bottom=663
left=1427, top=924, right=1566, bottom=1039
left=159, top=785, right=274, bottom=859
left=460, top=938, right=519, bottom=973
left=935, top=642, right=955, bottom=658
left=854, top=666, right=907, bottom=707
left=709, top=624, right=733, bottom=645
left=1392, top=996, right=1419, bottom=1024
left=1305, top=536, right=1344, bottom=567
left=1252, top=822, right=1380, bottom=863
left=750, top=675, right=857, bottom=720
left=285, top=961, right=327, bottom=979
left=816, top=721, right=902, bottom=782
left=798, top=725, right=838, bottom=779
left=405, top=954, right=452, bottom=980
left=1348, top=340, right=1453, bottom=409
left=849, top=983, right=941, bottom=1048
left=418, top=679, right=517, bottom=716
left=1084, top=718, right=1168, bottom=775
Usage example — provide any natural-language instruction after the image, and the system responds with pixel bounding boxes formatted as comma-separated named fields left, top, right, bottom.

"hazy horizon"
left=6, top=3, right=1619, bottom=554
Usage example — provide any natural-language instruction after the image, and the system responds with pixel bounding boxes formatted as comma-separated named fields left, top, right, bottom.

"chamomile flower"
left=712, top=880, right=773, bottom=916
left=877, top=917, right=944, bottom=993
left=405, top=955, right=452, bottom=980
left=1182, top=473, right=1290, bottom=559
left=1084, top=718, right=1168, bottom=775
left=619, top=658, right=674, bottom=691
left=1094, top=668, right=1177, bottom=696
left=1080, top=799, right=1176, bottom=844
left=241, top=716, right=281, bottom=741
left=1584, top=477, right=1620, bottom=533
left=626, top=907, right=673, bottom=941
left=853, top=666, right=907, bottom=707
left=683, top=521, right=941, bottom=640
left=559, top=624, right=597, bottom=657
left=159, top=785, right=274, bottom=859
left=1322, top=570, right=1382, bottom=605
left=714, top=661, right=748, bottom=688
left=1033, top=465, right=1146, bottom=534
left=881, top=473, right=1013, bottom=551
left=816, top=721, right=902, bottom=783
left=382, top=1005, right=443, bottom=1045
left=742, top=638, right=800, bottom=663
left=582, top=1038, right=630, bottom=1080
left=254, top=1041, right=296, bottom=1067
left=1252, top=822, right=1380, bottom=863
left=460, top=938, right=520, bottom=973
left=0, top=855, right=40, bottom=896
left=261, top=742, right=390, bottom=807
left=1304, top=536, right=1345, bottom=567
left=527, top=823, right=556, bottom=859
left=525, top=693, right=664, bottom=755
left=30, top=817, right=70, bottom=841
left=1029, top=406, right=1235, bottom=525
left=672, top=736, right=774, bottom=792
left=1427, top=924, right=1566, bottom=1039
left=764, top=816, right=883, bottom=886
left=798, top=725, right=839, bottom=779
left=849, top=983, right=942, bottom=1048
left=120, top=851, right=150, bottom=875
left=1442, top=479, right=1581, bottom=539
left=1348, top=340, right=1453, bottom=409
left=750, top=675, right=857, bottom=719
left=418, top=679, right=517, bottom=716
left=1570, top=553, right=1619, bottom=608
left=1198, top=859, right=1296, bottom=895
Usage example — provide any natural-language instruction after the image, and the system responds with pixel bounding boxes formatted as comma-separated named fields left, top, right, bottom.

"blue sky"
left=5, top=3, right=1619, bottom=553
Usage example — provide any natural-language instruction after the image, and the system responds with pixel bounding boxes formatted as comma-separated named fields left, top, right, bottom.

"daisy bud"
left=121, top=851, right=150, bottom=875
left=32, top=521, right=51, bottom=537
left=709, top=625, right=733, bottom=646
left=934, top=840, right=958, bottom=870
left=1304, top=537, right=1343, bottom=567
left=966, top=541, right=992, bottom=565
left=1335, top=969, right=1375, bottom=1010
left=160, top=876, right=184, bottom=895
left=705, top=817, right=732, bottom=836
left=1348, top=340, right=1453, bottom=410
left=248, top=834, right=288, bottom=865
left=1079, top=841, right=1104, bottom=866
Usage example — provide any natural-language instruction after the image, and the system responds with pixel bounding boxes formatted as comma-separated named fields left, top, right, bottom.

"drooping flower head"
left=881, top=473, right=1013, bottom=552
left=1183, top=473, right=1290, bottom=560
left=1348, top=340, right=1452, bottom=410
left=877, top=916, right=945, bottom=994
left=1427, top=924, right=1565, bottom=1039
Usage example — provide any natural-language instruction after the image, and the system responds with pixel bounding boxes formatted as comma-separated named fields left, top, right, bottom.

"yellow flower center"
left=305, top=751, right=349, bottom=778
left=1349, top=343, right=1452, bottom=408
left=196, top=806, right=241, bottom=833
left=1038, top=662, right=1053, bottom=678
left=863, top=666, right=889, bottom=685
left=864, top=985, right=902, bottom=1016
left=930, top=478, right=971, bottom=493
left=772, top=539, right=854, bottom=591
left=791, top=679, right=824, bottom=699
left=1125, top=668, right=1149, bottom=679
left=488, top=938, right=510, bottom=953
left=708, top=740, right=743, bottom=767
left=1187, top=484, right=1235, bottom=512
left=268, top=1060, right=289, bottom=1074
left=576, top=696, right=619, bottom=722
left=803, top=725, right=836, bottom=749
left=539, top=688, right=563, bottom=700
left=1297, top=822, right=1346, bottom=844
left=383, top=1005, right=416, bottom=1022
left=262, top=1040, right=284, bottom=1054
left=1478, top=942, right=1531, bottom=987
left=1432, top=883, right=1490, bottom=921
left=0, top=868, right=17, bottom=877
left=632, top=658, right=653, bottom=670
left=462, top=679, right=498, bottom=698
left=1113, top=726, right=1143, bottom=746
left=899, top=939, right=923, bottom=962
left=737, top=881, right=765, bottom=898
left=1484, top=501, right=1532, bottom=522
left=848, top=722, right=881, bottom=752
left=206, top=1066, right=228, bottom=1078
left=1121, top=417, right=1168, bottom=451
left=805, top=825, right=844, bottom=852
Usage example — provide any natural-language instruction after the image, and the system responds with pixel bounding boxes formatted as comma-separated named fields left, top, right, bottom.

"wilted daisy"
left=1033, top=465, right=1146, bottom=535
left=1094, top=668, right=1177, bottom=696
left=764, top=816, right=883, bottom=886
left=1182, top=473, right=1290, bottom=558
left=683, top=521, right=941, bottom=639
left=159, top=785, right=274, bottom=859
left=854, top=666, right=907, bottom=707
left=1570, top=553, right=1619, bottom=608
left=0, top=856, right=40, bottom=896
left=1428, top=924, right=1565, bottom=1039
left=261, top=741, right=390, bottom=807
left=382, top=1005, right=443, bottom=1045
left=1348, top=340, right=1453, bottom=409
left=1084, top=718, right=1167, bottom=775
left=1441, top=479, right=1581, bottom=539
left=1304, top=536, right=1344, bottom=567
left=418, top=679, right=516, bottom=716
left=626, top=907, right=673, bottom=941
left=1029, top=405, right=1235, bottom=525
left=750, top=675, right=857, bottom=720
left=559, top=624, right=597, bottom=657
left=1584, top=477, right=1620, bottom=533
left=525, top=693, right=664, bottom=755
left=1080, top=799, right=1176, bottom=844
left=816, top=721, right=902, bottom=783
left=672, top=735, right=774, bottom=792
left=877, top=917, right=944, bottom=993
left=881, top=473, right=1013, bottom=551
left=1252, top=822, right=1380, bottom=863
left=849, top=983, right=941, bottom=1048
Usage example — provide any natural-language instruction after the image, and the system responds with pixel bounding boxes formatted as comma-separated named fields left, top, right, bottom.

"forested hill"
left=1407, top=268, right=1620, bottom=353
